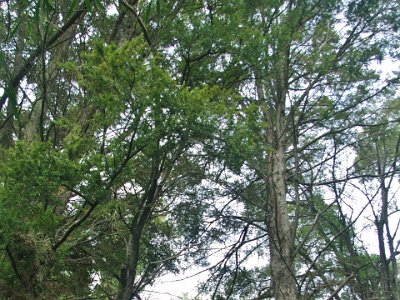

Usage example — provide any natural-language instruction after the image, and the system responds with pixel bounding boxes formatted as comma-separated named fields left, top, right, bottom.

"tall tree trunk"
left=258, top=14, right=298, bottom=294
left=0, top=2, right=26, bottom=147
left=117, top=156, right=161, bottom=300
left=257, top=68, right=298, bottom=298
left=378, top=184, right=398, bottom=300
left=23, top=2, right=82, bottom=144
left=118, top=230, right=143, bottom=300
left=118, top=196, right=154, bottom=300
left=265, top=109, right=298, bottom=300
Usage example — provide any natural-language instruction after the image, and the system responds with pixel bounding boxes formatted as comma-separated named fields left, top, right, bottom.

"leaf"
left=83, top=0, right=104, bottom=13
left=156, top=0, right=161, bottom=20
left=7, top=20, right=20, bottom=41
left=84, top=0, right=92, bottom=12
left=0, top=50, right=4, bottom=68
left=144, top=0, right=153, bottom=24
left=44, top=0, right=55, bottom=12
left=34, top=2, right=40, bottom=24
left=93, top=0, right=104, bottom=11
left=66, top=0, right=79, bottom=19
left=5, top=85, right=17, bottom=116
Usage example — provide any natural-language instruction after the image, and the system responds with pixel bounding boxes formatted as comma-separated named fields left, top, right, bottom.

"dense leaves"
left=0, top=0, right=399, bottom=299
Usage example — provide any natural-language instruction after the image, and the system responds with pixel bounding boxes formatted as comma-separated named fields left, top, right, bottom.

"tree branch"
left=120, top=0, right=153, bottom=47
left=53, top=202, right=98, bottom=251
left=326, top=273, right=355, bottom=300
left=5, top=245, right=23, bottom=283
left=0, top=8, right=86, bottom=112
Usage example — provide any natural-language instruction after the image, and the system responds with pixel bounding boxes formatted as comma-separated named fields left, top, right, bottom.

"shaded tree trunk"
left=0, top=1, right=26, bottom=148
left=117, top=156, right=161, bottom=300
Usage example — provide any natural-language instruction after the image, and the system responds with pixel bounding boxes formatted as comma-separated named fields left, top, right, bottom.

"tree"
left=0, top=1, right=225, bottom=298
left=353, top=98, right=400, bottom=299
left=1, top=0, right=400, bottom=299
left=188, top=0, right=400, bottom=299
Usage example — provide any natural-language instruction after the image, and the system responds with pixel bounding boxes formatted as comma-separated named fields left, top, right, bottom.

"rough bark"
left=257, top=61, right=298, bottom=299
left=265, top=109, right=298, bottom=300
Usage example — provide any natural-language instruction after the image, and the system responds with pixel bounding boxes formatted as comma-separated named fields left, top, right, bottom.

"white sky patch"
left=142, top=269, right=208, bottom=300
left=106, top=4, right=118, bottom=16
left=371, top=56, right=400, bottom=83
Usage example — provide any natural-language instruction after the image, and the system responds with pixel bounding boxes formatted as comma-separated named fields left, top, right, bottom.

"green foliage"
left=354, top=98, right=400, bottom=178
left=0, top=141, right=87, bottom=297
left=0, top=142, right=74, bottom=234
left=1, top=0, right=400, bottom=299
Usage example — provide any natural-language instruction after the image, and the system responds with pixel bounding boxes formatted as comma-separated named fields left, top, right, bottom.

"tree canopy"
left=0, top=0, right=399, bottom=299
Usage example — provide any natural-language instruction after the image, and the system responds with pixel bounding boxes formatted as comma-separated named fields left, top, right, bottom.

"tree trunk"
left=118, top=231, right=143, bottom=300
left=0, top=2, right=26, bottom=148
left=117, top=197, right=154, bottom=300
left=117, top=157, right=161, bottom=300
left=378, top=184, right=398, bottom=300
left=265, top=120, right=298, bottom=300
left=260, top=77, right=297, bottom=298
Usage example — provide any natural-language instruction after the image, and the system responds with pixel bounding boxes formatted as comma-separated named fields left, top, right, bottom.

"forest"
left=0, top=0, right=399, bottom=299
